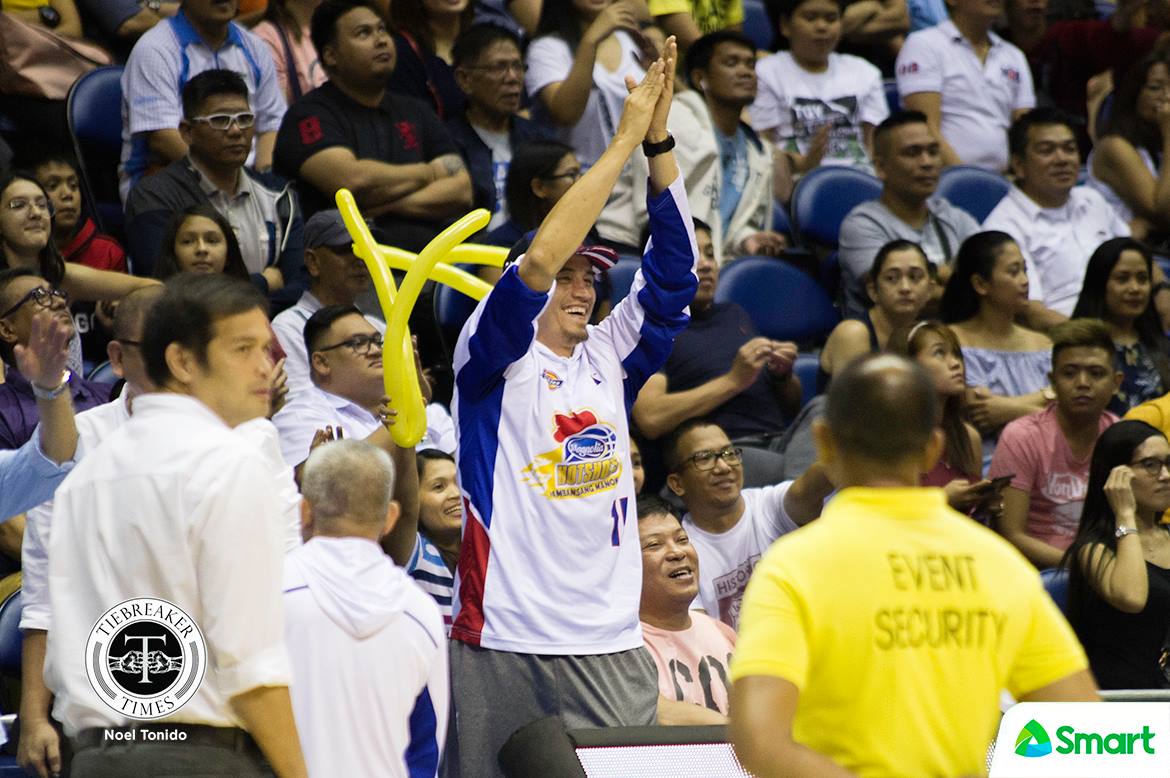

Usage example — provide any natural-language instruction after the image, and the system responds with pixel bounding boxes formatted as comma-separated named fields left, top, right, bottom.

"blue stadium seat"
left=789, top=166, right=882, bottom=250
left=0, top=590, right=20, bottom=678
left=935, top=165, right=1010, bottom=224
left=743, top=0, right=775, bottom=50
left=792, top=353, right=820, bottom=408
left=609, top=259, right=640, bottom=307
left=1040, top=568, right=1069, bottom=616
left=433, top=281, right=478, bottom=361
left=714, top=257, right=841, bottom=344
left=772, top=199, right=791, bottom=238
left=66, top=66, right=125, bottom=238
left=87, top=360, right=118, bottom=384
left=883, top=79, right=899, bottom=113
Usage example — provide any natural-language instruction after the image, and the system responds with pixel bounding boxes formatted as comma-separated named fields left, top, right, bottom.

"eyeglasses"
left=114, top=338, right=142, bottom=348
left=0, top=286, right=68, bottom=320
left=1132, top=456, right=1170, bottom=477
left=465, top=61, right=527, bottom=78
left=6, top=197, right=50, bottom=213
left=314, top=333, right=383, bottom=356
left=677, top=446, right=742, bottom=472
left=542, top=168, right=582, bottom=183
left=189, top=112, right=255, bottom=130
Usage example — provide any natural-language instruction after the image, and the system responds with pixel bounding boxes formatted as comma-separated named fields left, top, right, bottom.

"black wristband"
left=642, top=134, right=675, bottom=158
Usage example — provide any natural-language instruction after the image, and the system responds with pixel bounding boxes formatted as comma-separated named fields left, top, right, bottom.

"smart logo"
left=1016, top=720, right=1053, bottom=758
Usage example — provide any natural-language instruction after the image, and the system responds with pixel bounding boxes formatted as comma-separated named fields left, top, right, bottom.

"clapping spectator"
left=254, top=0, right=328, bottom=102
left=752, top=0, right=889, bottom=202
left=896, top=0, right=1035, bottom=171
left=1073, top=238, right=1170, bottom=415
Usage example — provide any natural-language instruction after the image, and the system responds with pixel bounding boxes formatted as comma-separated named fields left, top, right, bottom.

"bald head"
left=113, top=285, right=164, bottom=342
left=301, top=440, right=397, bottom=535
left=826, top=354, right=940, bottom=463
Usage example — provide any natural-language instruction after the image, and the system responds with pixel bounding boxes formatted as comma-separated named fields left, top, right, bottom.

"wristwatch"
left=38, top=5, right=61, bottom=28
left=141, top=0, right=163, bottom=12
left=31, top=370, right=71, bottom=401
left=642, top=134, right=675, bottom=158
left=1116, top=525, right=1140, bottom=539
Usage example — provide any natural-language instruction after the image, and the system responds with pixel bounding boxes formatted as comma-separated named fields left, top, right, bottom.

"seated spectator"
left=941, top=231, right=1051, bottom=449
left=118, top=0, right=286, bottom=202
left=1073, top=238, right=1170, bottom=415
left=837, top=0, right=909, bottom=76
left=3, top=0, right=82, bottom=38
left=152, top=204, right=252, bottom=280
left=271, top=209, right=382, bottom=400
left=984, top=108, right=1131, bottom=318
left=672, top=31, right=786, bottom=262
left=637, top=494, right=734, bottom=725
left=633, top=221, right=802, bottom=449
left=473, top=0, right=539, bottom=37
left=991, top=319, right=1121, bottom=568
left=752, top=0, right=889, bottom=202
left=896, top=0, right=1035, bottom=171
left=28, top=150, right=128, bottom=368
left=664, top=419, right=834, bottom=629
left=406, top=448, right=461, bottom=635
left=274, top=0, right=473, bottom=253
left=287, top=438, right=448, bottom=777
left=525, top=0, right=649, bottom=168
left=838, top=110, right=980, bottom=318
left=124, top=69, right=305, bottom=307
left=1064, top=420, right=1170, bottom=689
left=889, top=319, right=999, bottom=518
left=74, top=0, right=179, bottom=53
left=649, top=0, right=742, bottom=50
left=254, top=0, right=328, bottom=103
left=0, top=271, right=112, bottom=449
left=1087, top=53, right=1170, bottom=241
left=449, top=24, right=551, bottom=233
left=819, top=239, right=930, bottom=390
left=388, top=0, right=473, bottom=120
left=631, top=436, right=646, bottom=493
left=485, top=139, right=582, bottom=251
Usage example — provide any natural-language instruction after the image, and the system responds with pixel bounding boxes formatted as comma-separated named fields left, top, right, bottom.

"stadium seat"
left=742, top=0, right=774, bottom=51
left=433, top=281, right=478, bottom=361
left=609, top=259, right=640, bottom=307
left=883, top=79, right=899, bottom=113
left=789, top=166, right=882, bottom=251
left=66, top=66, right=125, bottom=238
left=935, top=165, right=1010, bottom=224
left=792, top=353, right=820, bottom=408
left=0, top=590, right=20, bottom=679
left=87, top=360, right=118, bottom=384
left=1040, top=568, right=1070, bottom=615
left=714, top=257, right=841, bottom=344
left=772, top=199, right=791, bottom=238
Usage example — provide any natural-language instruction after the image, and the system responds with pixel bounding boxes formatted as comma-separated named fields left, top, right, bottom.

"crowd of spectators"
left=3, top=0, right=1170, bottom=774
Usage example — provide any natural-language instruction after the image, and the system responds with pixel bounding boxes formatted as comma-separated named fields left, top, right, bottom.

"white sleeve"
left=233, top=419, right=303, bottom=553
left=1011, top=49, right=1036, bottom=112
left=858, top=60, right=891, bottom=126
left=272, top=400, right=337, bottom=469
left=749, top=56, right=785, bottom=135
left=404, top=594, right=449, bottom=778
left=525, top=35, right=573, bottom=99
left=19, top=503, right=51, bottom=631
left=757, top=481, right=799, bottom=538
left=895, top=30, right=944, bottom=96
left=123, top=35, right=185, bottom=135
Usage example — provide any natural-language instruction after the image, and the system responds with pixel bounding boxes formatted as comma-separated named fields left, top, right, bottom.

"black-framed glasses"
left=314, top=333, right=383, bottom=356
left=678, top=446, right=743, bottom=472
left=1133, top=456, right=1170, bottom=477
left=190, top=112, right=255, bottom=130
left=541, top=168, right=582, bottom=183
left=114, top=338, right=142, bottom=348
left=0, top=286, right=68, bottom=320
left=464, top=61, right=526, bottom=78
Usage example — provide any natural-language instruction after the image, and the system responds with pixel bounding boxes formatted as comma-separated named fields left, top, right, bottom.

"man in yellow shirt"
left=729, top=353, right=1098, bottom=778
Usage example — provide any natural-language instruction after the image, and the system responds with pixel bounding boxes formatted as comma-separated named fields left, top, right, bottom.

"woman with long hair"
left=819, top=239, right=930, bottom=390
left=1088, top=52, right=1170, bottom=240
left=1073, top=237, right=1170, bottom=414
left=941, top=231, right=1050, bottom=452
left=1063, top=420, right=1170, bottom=689
left=387, top=0, right=476, bottom=119
left=153, top=205, right=250, bottom=282
left=254, top=0, right=326, bottom=103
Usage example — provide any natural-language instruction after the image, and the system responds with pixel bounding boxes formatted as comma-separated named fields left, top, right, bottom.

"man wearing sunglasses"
left=126, top=69, right=306, bottom=310
left=0, top=270, right=113, bottom=451
left=664, top=418, right=833, bottom=630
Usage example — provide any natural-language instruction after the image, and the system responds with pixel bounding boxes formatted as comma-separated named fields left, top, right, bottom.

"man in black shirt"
left=274, top=0, right=472, bottom=253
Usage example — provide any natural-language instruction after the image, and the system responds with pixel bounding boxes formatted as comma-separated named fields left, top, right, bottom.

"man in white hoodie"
left=285, top=439, right=448, bottom=778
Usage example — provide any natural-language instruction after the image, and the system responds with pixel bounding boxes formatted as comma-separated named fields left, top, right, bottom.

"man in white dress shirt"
left=45, top=274, right=307, bottom=778
left=285, top=439, right=447, bottom=778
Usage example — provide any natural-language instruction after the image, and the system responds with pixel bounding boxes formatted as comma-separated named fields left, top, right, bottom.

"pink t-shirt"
left=989, top=405, right=1118, bottom=550
left=641, top=613, right=737, bottom=714
left=253, top=21, right=326, bottom=103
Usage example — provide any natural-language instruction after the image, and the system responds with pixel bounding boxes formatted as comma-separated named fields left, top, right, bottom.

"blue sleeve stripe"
left=455, top=378, right=506, bottom=530
left=405, top=687, right=440, bottom=778
left=454, top=265, right=546, bottom=401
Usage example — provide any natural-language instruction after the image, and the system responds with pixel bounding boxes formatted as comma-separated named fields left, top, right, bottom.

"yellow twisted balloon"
left=334, top=189, right=506, bottom=447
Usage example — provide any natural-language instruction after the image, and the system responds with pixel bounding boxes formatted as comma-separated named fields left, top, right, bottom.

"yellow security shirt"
left=731, top=487, right=1088, bottom=778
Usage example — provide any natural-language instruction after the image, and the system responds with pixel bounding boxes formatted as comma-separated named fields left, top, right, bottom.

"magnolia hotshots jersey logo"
left=85, top=598, right=206, bottom=720
left=522, top=410, right=623, bottom=499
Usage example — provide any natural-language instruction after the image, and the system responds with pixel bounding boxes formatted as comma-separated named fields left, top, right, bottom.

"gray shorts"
left=443, top=641, right=658, bottom=778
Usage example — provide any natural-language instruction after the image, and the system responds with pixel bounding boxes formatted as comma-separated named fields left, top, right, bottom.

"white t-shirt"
left=272, top=384, right=383, bottom=468
left=525, top=30, right=646, bottom=167
left=473, top=126, right=513, bottom=231
left=896, top=20, right=1035, bottom=172
left=751, top=51, right=888, bottom=173
left=682, top=481, right=799, bottom=630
